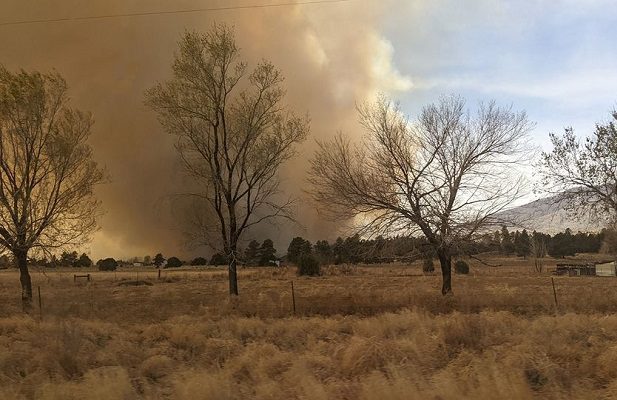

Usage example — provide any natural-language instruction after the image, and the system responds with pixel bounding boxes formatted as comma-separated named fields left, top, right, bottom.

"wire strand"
left=0, top=0, right=354, bottom=27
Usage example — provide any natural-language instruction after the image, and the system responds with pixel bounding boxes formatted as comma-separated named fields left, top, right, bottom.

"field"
left=2, top=256, right=617, bottom=399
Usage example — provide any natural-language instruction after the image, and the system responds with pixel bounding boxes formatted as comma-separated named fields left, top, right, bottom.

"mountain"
left=499, top=196, right=601, bottom=234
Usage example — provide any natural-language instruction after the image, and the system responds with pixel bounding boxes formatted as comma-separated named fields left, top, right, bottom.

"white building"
left=596, top=261, right=616, bottom=277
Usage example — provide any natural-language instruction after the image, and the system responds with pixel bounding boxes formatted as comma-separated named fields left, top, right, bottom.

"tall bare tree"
left=539, top=111, right=617, bottom=226
left=309, top=96, right=531, bottom=294
left=0, top=66, right=105, bottom=309
left=145, top=26, right=309, bottom=295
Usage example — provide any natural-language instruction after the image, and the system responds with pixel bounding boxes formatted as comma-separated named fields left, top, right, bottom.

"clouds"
left=382, top=0, right=617, bottom=150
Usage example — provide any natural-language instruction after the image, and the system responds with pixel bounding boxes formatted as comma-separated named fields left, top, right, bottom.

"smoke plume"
left=0, top=0, right=411, bottom=259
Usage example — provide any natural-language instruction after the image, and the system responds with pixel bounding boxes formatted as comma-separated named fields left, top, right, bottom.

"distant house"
left=596, top=261, right=616, bottom=277
left=555, top=263, right=595, bottom=276
left=554, top=261, right=615, bottom=277
left=133, top=262, right=143, bottom=267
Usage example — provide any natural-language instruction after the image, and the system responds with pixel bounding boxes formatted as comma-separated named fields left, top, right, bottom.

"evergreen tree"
left=60, top=251, right=79, bottom=267
left=343, top=234, right=362, bottom=263
left=549, top=229, right=575, bottom=258
left=515, top=229, right=531, bottom=257
left=258, top=239, right=277, bottom=266
left=244, top=240, right=260, bottom=266
left=287, top=237, right=312, bottom=264
left=332, top=237, right=345, bottom=264
left=493, top=230, right=501, bottom=248
left=154, top=253, right=165, bottom=268
left=500, top=226, right=514, bottom=254
left=314, top=240, right=332, bottom=264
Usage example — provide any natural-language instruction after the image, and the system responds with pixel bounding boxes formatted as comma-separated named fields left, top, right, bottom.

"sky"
left=0, top=0, right=616, bottom=260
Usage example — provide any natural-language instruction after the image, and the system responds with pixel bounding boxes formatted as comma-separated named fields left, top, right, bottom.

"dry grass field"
left=2, top=256, right=617, bottom=399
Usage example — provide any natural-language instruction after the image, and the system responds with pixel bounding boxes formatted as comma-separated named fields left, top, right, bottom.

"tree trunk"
left=16, top=249, right=32, bottom=311
left=437, top=250, right=453, bottom=296
left=228, top=252, right=238, bottom=296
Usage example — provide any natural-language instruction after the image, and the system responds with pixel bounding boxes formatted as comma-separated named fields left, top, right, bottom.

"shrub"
left=191, top=257, right=208, bottom=266
left=297, top=254, right=321, bottom=276
left=166, top=257, right=183, bottom=268
left=98, top=258, right=118, bottom=271
left=209, top=253, right=228, bottom=266
left=422, top=258, right=435, bottom=273
left=454, top=260, right=469, bottom=274
left=76, top=253, right=93, bottom=268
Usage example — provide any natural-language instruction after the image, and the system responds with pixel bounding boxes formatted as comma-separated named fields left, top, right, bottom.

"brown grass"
left=1, top=256, right=617, bottom=399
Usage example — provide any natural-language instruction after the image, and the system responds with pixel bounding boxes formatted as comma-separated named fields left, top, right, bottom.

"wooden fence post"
left=291, top=281, right=296, bottom=314
left=551, top=277, right=559, bottom=311
left=37, top=286, right=42, bottom=319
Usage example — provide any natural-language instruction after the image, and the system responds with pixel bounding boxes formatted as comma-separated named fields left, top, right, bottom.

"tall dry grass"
left=3, top=261, right=617, bottom=320
left=2, top=310, right=617, bottom=399
left=1, top=258, right=617, bottom=398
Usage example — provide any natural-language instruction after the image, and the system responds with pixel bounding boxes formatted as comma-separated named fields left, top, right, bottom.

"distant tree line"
left=25, top=251, right=93, bottom=268
left=6, top=227, right=608, bottom=273
left=482, top=227, right=604, bottom=259
left=286, top=234, right=432, bottom=265
left=284, top=227, right=609, bottom=265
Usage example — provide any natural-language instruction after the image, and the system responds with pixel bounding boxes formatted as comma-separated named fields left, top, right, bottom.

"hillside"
left=500, top=196, right=600, bottom=234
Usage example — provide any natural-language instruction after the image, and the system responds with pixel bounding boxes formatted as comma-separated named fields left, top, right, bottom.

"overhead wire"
left=0, top=0, right=354, bottom=27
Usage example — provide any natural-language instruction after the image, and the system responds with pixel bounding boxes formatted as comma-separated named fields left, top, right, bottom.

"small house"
left=555, top=263, right=595, bottom=276
left=596, top=261, right=616, bottom=277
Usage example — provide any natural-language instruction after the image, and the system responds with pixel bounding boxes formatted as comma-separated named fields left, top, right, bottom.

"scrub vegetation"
left=2, top=257, right=617, bottom=399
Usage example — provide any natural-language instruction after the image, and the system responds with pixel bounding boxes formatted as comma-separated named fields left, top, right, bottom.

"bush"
left=98, top=258, right=118, bottom=271
left=422, top=258, right=435, bottom=273
left=166, top=257, right=183, bottom=268
left=454, top=260, right=469, bottom=274
left=297, top=254, right=321, bottom=276
left=209, top=253, right=228, bottom=266
left=76, top=253, right=93, bottom=268
left=190, top=257, right=208, bottom=266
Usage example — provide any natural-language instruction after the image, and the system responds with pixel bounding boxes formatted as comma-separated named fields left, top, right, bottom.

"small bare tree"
left=145, top=26, right=309, bottom=295
left=530, top=234, right=547, bottom=273
left=0, top=66, right=105, bottom=309
left=539, top=111, right=617, bottom=225
left=309, top=96, right=531, bottom=295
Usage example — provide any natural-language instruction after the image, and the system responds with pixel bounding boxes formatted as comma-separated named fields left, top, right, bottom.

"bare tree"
left=308, top=95, right=532, bottom=295
left=530, top=234, right=547, bottom=273
left=539, top=111, right=617, bottom=226
left=0, top=66, right=105, bottom=309
left=145, top=26, right=309, bottom=295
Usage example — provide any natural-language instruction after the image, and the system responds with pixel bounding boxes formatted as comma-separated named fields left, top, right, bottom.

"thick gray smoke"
left=0, top=0, right=411, bottom=259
